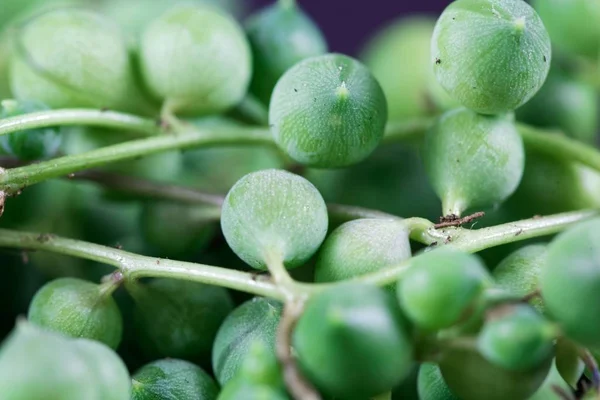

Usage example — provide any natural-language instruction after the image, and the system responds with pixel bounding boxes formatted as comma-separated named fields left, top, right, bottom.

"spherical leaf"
left=432, top=0, right=551, bottom=114
left=440, top=347, right=552, bottom=400
left=72, top=338, right=131, bottom=400
left=132, top=359, right=218, bottom=400
left=0, top=99, right=61, bottom=160
left=0, top=321, right=130, bottom=400
left=417, top=363, right=459, bottom=400
left=516, top=71, right=598, bottom=144
left=398, top=247, right=491, bottom=331
left=492, top=244, right=547, bottom=313
left=218, top=380, right=290, bottom=400
left=10, top=9, right=147, bottom=113
left=293, top=283, right=414, bottom=399
left=477, top=305, right=555, bottom=371
left=140, top=4, right=251, bottom=115
left=540, top=218, right=600, bottom=348
left=220, top=169, right=328, bottom=270
left=245, top=1, right=327, bottom=104
left=533, top=0, right=600, bottom=59
left=269, top=53, right=387, bottom=168
left=315, top=218, right=411, bottom=291
left=505, top=149, right=600, bottom=218
left=362, top=17, right=456, bottom=120
left=129, top=278, right=234, bottom=361
left=212, top=297, right=282, bottom=385
left=423, top=108, right=524, bottom=216
left=28, top=277, right=123, bottom=349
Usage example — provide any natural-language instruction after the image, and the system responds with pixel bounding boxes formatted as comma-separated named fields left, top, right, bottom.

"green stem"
left=356, top=209, right=598, bottom=287
left=0, top=228, right=286, bottom=300
left=0, top=210, right=594, bottom=300
left=0, top=109, right=161, bottom=137
left=0, top=126, right=273, bottom=195
left=517, top=123, right=600, bottom=171
left=71, top=171, right=399, bottom=222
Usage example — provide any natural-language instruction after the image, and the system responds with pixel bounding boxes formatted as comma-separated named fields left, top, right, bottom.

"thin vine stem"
left=0, top=228, right=286, bottom=300
left=355, top=209, right=599, bottom=287
left=71, top=170, right=398, bottom=222
left=0, top=126, right=273, bottom=196
left=517, top=123, right=600, bottom=172
left=0, top=210, right=594, bottom=300
left=0, top=109, right=161, bottom=137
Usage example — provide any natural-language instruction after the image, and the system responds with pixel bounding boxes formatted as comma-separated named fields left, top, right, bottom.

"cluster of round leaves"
left=1, top=0, right=600, bottom=398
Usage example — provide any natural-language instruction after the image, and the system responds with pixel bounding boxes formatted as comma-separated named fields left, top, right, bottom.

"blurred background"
left=252, top=0, right=447, bottom=54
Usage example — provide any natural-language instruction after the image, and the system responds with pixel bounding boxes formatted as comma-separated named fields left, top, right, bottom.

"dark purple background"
left=251, top=0, right=448, bottom=55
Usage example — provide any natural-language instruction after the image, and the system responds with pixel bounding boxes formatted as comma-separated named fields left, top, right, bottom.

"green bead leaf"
left=432, top=0, right=551, bottom=114
left=220, top=169, right=328, bottom=270
left=269, top=53, right=387, bottom=168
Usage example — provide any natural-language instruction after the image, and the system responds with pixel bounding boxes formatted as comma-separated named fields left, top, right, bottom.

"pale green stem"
left=354, top=209, right=598, bottom=287
left=0, top=210, right=593, bottom=301
left=0, top=228, right=286, bottom=300
left=517, top=123, right=600, bottom=171
left=0, top=126, right=273, bottom=195
left=0, top=109, right=161, bottom=137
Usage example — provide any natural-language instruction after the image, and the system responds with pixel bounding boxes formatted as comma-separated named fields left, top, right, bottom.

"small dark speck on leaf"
left=543, top=55, right=547, bottom=62
left=100, top=107, right=109, bottom=112
left=515, top=229, right=523, bottom=237
left=294, top=88, right=298, bottom=93
left=435, top=58, right=442, bottom=65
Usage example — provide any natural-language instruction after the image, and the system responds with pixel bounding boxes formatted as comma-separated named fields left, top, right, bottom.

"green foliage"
left=246, top=1, right=327, bottom=104
left=294, top=283, right=414, bottom=399
left=269, top=53, right=387, bottom=167
left=221, top=170, right=328, bottom=270
left=424, top=108, right=525, bottom=216
left=128, top=279, right=234, bottom=361
left=132, top=359, right=219, bottom=400
left=28, top=277, right=123, bottom=349
left=139, top=4, right=251, bottom=115
left=432, top=0, right=551, bottom=114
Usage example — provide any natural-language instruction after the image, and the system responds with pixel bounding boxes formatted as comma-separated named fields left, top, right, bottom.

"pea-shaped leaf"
left=540, top=218, right=600, bottom=348
left=132, top=359, right=218, bottom=400
left=315, top=218, right=411, bottom=291
left=220, top=169, right=328, bottom=270
left=293, top=283, right=414, bottom=399
left=361, top=17, right=456, bottom=120
left=212, top=297, right=282, bottom=385
left=432, top=0, right=551, bottom=114
left=10, top=9, right=150, bottom=113
left=533, top=0, right=600, bottom=59
left=439, top=347, right=552, bottom=400
left=493, top=244, right=547, bottom=313
left=517, top=70, right=598, bottom=144
left=0, top=99, right=61, bottom=161
left=28, top=277, right=123, bottom=349
left=423, top=108, right=525, bottom=216
left=477, top=305, right=555, bottom=371
left=398, top=247, right=491, bottom=331
left=0, top=321, right=130, bottom=400
left=417, top=363, right=459, bottom=400
left=73, top=338, right=131, bottom=400
left=246, top=1, right=326, bottom=104
left=505, top=149, right=600, bottom=219
left=140, top=4, right=251, bottom=115
left=128, top=278, right=234, bottom=361
left=269, top=53, right=387, bottom=168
